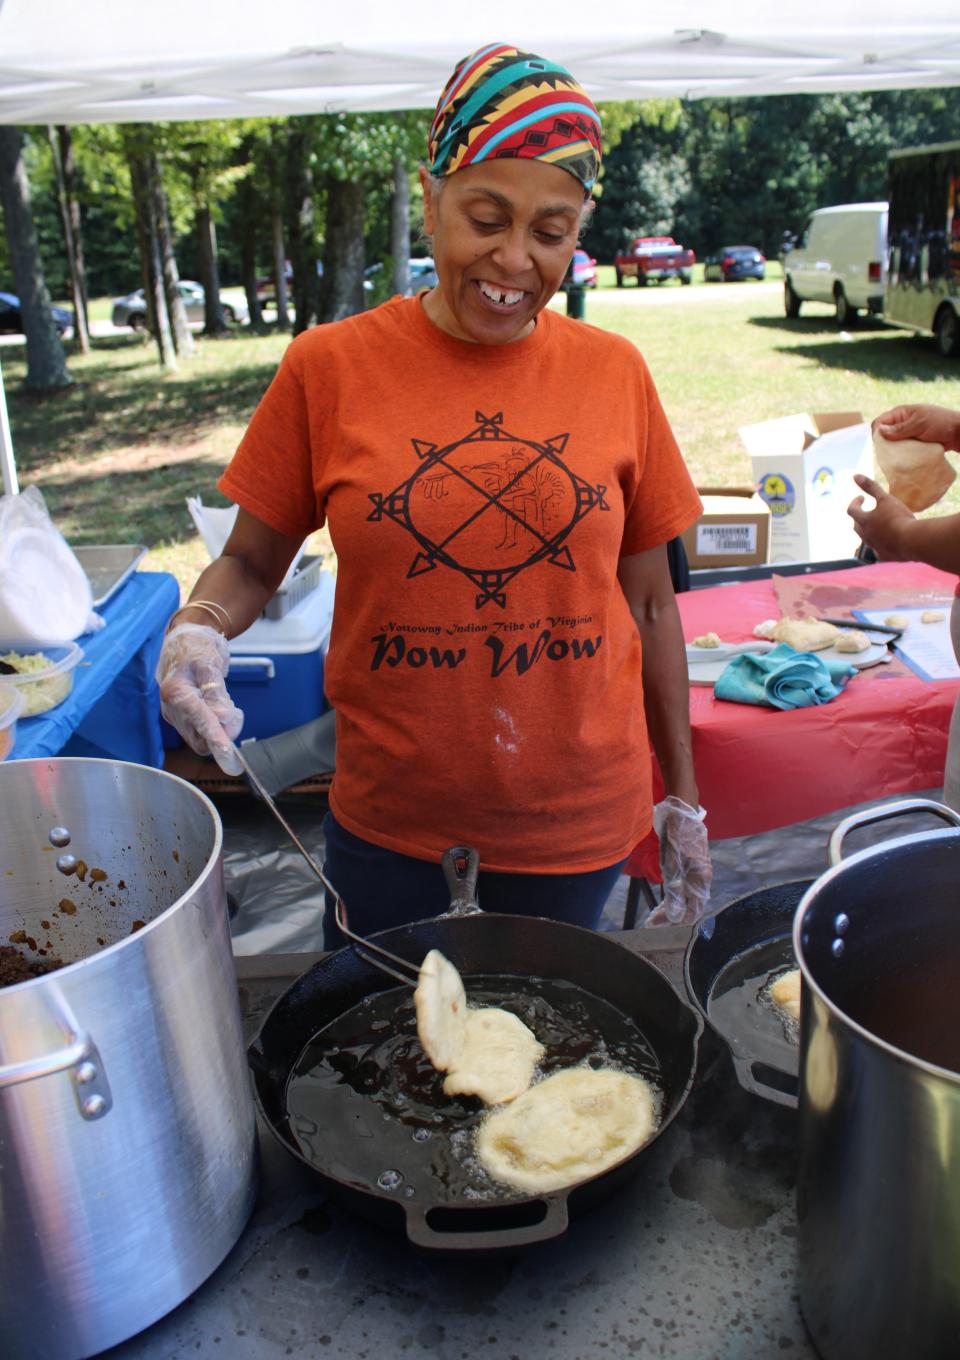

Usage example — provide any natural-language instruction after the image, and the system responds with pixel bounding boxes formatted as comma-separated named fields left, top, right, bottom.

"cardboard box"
left=681, top=486, right=771, bottom=569
left=738, top=411, right=873, bottom=564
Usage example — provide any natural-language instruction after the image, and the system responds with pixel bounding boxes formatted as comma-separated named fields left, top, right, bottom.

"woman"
left=849, top=401, right=960, bottom=808
left=158, top=43, right=711, bottom=943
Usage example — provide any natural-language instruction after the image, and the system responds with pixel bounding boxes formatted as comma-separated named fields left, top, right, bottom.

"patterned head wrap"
left=427, top=43, right=602, bottom=193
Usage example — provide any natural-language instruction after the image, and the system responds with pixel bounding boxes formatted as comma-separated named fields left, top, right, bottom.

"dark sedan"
left=0, top=291, right=73, bottom=335
left=704, top=246, right=766, bottom=282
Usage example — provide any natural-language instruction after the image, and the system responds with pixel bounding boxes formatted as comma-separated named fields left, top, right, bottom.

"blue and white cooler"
left=226, top=565, right=334, bottom=740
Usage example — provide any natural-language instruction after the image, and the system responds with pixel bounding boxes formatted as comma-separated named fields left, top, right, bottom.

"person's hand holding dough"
left=872, top=403, right=960, bottom=511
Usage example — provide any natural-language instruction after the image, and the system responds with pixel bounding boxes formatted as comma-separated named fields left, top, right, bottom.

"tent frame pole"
left=0, top=360, right=18, bottom=496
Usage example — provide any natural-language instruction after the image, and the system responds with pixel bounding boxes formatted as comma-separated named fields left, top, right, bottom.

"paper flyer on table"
left=854, top=607, right=960, bottom=681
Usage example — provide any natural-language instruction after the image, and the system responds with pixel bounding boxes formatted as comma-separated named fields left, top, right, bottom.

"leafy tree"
left=587, top=87, right=960, bottom=262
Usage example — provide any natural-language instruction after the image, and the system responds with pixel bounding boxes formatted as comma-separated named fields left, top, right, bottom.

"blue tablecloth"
left=11, top=571, right=180, bottom=766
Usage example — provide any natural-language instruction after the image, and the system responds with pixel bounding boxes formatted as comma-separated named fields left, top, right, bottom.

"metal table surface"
left=106, top=929, right=818, bottom=1360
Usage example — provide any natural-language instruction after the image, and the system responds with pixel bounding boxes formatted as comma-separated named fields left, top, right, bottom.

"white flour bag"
left=0, top=485, right=102, bottom=640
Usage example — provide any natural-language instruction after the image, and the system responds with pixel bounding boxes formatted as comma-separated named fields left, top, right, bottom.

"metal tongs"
left=230, top=741, right=480, bottom=987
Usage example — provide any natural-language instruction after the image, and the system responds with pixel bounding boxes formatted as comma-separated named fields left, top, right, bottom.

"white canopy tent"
left=0, top=0, right=959, bottom=491
left=2, top=1, right=960, bottom=120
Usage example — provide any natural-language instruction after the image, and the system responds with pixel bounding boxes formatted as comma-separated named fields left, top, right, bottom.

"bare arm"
left=172, top=507, right=305, bottom=635
left=617, top=544, right=698, bottom=807
left=849, top=473, right=960, bottom=576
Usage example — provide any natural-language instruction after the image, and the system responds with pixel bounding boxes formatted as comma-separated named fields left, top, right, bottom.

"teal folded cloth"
left=713, top=643, right=858, bottom=710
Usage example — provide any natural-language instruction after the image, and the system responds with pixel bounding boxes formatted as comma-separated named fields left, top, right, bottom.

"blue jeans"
left=321, top=811, right=626, bottom=950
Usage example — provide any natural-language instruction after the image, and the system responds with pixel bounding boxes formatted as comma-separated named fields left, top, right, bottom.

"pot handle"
left=0, top=983, right=113, bottom=1122
left=731, top=1055, right=799, bottom=1110
left=828, top=798, right=960, bottom=866
left=403, top=1195, right=569, bottom=1252
left=441, top=845, right=482, bottom=917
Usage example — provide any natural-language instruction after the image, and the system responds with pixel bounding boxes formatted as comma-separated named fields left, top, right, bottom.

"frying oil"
left=708, top=938, right=800, bottom=1050
left=285, top=975, right=661, bottom=1201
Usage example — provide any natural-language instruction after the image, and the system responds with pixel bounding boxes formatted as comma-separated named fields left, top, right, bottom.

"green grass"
left=5, top=278, right=960, bottom=597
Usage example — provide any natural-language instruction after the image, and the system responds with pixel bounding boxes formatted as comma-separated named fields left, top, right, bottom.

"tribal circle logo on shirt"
left=367, top=412, right=609, bottom=609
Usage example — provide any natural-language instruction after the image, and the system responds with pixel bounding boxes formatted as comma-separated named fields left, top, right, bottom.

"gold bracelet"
left=189, top=598, right=233, bottom=628
left=166, top=600, right=232, bottom=634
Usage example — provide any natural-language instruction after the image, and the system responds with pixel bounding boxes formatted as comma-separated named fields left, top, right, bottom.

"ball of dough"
left=771, top=617, right=839, bottom=652
left=833, top=629, right=871, bottom=653
left=770, top=968, right=802, bottom=1023
left=884, top=614, right=907, bottom=630
left=690, top=632, right=722, bottom=649
left=921, top=610, right=946, bottom=624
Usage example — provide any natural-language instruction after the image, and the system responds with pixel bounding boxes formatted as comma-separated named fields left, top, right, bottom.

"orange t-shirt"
left=220, top=296, right=701, bottom=871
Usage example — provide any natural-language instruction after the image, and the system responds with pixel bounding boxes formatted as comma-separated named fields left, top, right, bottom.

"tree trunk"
left=390, top=150, right=410, bottom=297
left=48, top=124, right=90, bottom=353
left=271, top=209, right=290, bottom=331
left=0, top=126, right=72, bottom=391
left=286, top=120, right=321, bottom=335
left=195, top=202, right=225, bottom=335
left=152, top=153, right=193, bottom=357
left=240, top=224, right=263, bottom=330
left=236, top=171, right=263, bottom=331
left=126, top=141, right=176, bottom=370
left=320, top=177, right=365, bottom=323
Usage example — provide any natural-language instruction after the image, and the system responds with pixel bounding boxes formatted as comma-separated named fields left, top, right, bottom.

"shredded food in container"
left=0, top=651, right=73, bottom=716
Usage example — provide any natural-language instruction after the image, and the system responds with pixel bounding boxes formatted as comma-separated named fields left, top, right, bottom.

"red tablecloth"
left=626, top=561, right=959, bottom=871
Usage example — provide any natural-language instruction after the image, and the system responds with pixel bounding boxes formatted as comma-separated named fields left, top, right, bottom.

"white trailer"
left=885, top=140, right=960, bottom=358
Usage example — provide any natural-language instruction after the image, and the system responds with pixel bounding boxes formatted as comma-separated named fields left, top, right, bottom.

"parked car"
left=364, top=257, right=439, bottom=298
left=782, top=202, right=887, bottom=325
left=255, top=260, right=321, bottom=307
left=704, top=246, right=766, bottom=282
left=0, top=291, right=73, bottom=336
left=614, top=236, right=695, bottom=286
left=111, top=280, right=248, bottom=330
left=564, top=248, right=597, bottom=288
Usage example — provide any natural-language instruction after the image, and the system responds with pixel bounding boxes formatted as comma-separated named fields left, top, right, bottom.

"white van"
left=783, top=202, right=888, bottom=325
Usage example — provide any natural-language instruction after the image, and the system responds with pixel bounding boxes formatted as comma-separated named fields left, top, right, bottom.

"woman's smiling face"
left=419, top=159, right=586, bottom=346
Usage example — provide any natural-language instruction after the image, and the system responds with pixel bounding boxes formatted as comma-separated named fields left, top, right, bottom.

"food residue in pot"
left=57, top=898, right=77, bottom=915
left=90, top=867, right=107, bottom=882
left=74, top=859, right=88, bottom=882
left=130, top=920, right=145, bottom=933
left=0, top=945, right=65, bottom=986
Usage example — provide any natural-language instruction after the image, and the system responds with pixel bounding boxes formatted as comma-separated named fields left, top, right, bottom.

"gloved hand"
left=646, top=796, right=712, bottom=926
left=156, top=622, right=244, bottom=775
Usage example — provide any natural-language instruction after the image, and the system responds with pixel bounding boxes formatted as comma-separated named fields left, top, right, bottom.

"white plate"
left=686, top=637, right=888, bottom=686
left=815, top=638, right=890, bottom=670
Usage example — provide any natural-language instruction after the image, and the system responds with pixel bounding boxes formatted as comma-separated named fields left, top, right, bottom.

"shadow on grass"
left=747, top=314, right=951, bottom=381
left=6, top=353, right=281, bottom=471
left=34, top=458, right=233, bottom=548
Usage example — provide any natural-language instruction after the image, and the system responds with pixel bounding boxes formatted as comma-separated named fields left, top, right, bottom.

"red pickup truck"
left=614, top=236, right=695, bottom=287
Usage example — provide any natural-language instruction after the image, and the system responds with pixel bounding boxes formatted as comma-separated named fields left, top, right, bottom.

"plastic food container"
left=0, top=684, right=24, bottom=759
left=0, top=641, right=83, bottom=717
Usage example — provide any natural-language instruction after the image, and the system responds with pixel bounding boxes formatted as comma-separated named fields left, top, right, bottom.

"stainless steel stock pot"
left=0, top=758, right=257, bottom=1360
left=794, top=799, right=960, bottom=1360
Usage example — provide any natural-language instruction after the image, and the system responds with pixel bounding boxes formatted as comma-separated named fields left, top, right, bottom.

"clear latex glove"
left=156, top=622, right=244, bottom=775
left=646, top=796, right=712, bottom=926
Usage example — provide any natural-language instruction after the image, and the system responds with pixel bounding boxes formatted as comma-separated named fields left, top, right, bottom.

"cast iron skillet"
left=249, top=912, right=702, bottom=1253
left=683, top=880, right=812, bottom=1108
